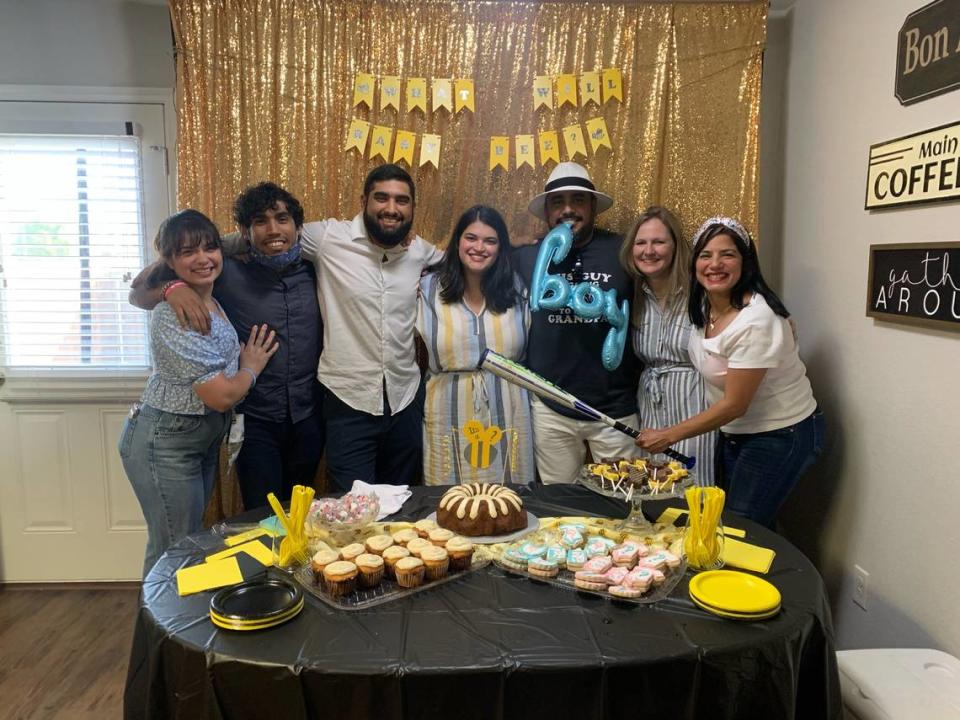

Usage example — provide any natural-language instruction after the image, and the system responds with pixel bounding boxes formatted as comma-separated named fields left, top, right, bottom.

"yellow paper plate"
left=690, top=593, right=781, bottom=620
left=689, top=569, right=781, bottom=614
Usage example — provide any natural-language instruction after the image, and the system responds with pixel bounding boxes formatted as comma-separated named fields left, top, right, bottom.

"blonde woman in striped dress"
left=619, top=207, right=716, bottom=485
left=416, top=205, right=534, bottom=486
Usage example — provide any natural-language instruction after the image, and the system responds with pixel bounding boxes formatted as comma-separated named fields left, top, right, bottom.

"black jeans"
left=324, top=380, right=425, bottom=492
left=235, top=410, right=326, bottom=511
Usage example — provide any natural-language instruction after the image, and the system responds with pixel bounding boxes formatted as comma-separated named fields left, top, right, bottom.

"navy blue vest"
left=214, top=256, right=323, bottom=423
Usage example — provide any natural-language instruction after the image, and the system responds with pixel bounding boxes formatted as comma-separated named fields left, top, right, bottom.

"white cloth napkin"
left=350, top=480, right=412, bottom=520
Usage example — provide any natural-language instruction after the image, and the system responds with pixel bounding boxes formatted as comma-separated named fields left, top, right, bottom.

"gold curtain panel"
left=170, top=0, right=766, bottom=246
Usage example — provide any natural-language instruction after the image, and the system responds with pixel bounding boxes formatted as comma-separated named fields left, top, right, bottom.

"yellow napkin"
left=655, top=507, right=747, bottom=538
left=205, top=539, right=274, bottom=566
left=721, top=537, right=776, bottom=574
left=224, top=527, right=274, bottom=547
left=176, top=557, right=244, bottom=596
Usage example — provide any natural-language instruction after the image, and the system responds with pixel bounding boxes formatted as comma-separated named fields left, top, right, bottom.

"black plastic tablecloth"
left=124, top=484, right=842, bottom=720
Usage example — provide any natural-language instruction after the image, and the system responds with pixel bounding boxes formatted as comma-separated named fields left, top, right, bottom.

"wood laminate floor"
left=0, top=585, right=140, bottom=720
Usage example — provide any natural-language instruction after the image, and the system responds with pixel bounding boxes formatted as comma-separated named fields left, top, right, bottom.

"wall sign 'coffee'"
left=896, top=0, right=960, bottom=105
left=867, top=242, right=960, bottom=331
left=865, top=120, right=960, bottom=210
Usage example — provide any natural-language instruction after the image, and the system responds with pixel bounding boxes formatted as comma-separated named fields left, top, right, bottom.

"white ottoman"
left=838, top=648, right=960, bottom=720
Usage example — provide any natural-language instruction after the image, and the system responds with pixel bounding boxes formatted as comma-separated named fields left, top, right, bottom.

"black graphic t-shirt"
left=513, top=228, right=639, bottom=419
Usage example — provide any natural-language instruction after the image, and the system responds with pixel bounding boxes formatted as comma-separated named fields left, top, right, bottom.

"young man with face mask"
left=512, top=162, right=640, bottom=484
left=128, top=182, right=324, bottom=510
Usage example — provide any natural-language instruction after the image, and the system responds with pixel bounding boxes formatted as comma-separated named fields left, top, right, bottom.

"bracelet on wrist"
left=161, top=280, right=187, bottom=300
left=240, top=367, right=258, bottom=387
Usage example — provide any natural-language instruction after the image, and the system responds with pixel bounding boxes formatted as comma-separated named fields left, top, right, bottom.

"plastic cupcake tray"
left=292, top=555, right=490, bottom=611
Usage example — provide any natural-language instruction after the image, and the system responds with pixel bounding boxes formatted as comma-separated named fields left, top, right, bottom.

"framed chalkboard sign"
left=867, top=242, right=960, bottom=331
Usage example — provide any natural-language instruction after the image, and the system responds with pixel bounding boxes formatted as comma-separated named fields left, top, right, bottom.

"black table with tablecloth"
left=123, top=484, right=842, bottom=720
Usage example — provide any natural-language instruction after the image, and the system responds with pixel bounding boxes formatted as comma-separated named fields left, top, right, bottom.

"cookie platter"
left=492, top=522, right=686, bottom=605
left=577, top=458, right=694, bottom=502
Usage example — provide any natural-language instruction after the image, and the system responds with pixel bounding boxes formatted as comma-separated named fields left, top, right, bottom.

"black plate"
left=210, top=577, right=302, bottom=622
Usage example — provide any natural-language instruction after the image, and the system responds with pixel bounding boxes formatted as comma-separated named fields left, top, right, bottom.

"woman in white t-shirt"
left=636, top=217, right=824, bottom=527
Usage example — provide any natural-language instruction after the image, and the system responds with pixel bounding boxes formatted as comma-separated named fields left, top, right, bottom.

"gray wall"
left=0, top=0, right=174, bottom=88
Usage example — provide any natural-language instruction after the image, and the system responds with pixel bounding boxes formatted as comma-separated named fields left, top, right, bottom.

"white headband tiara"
left=691, top=216, right=752, bottom=249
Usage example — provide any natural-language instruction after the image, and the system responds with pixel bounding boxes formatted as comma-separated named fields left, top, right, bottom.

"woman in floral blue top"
left=120, top=210, right=278, bottom=577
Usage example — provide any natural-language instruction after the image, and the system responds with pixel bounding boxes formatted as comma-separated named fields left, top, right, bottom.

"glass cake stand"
left=576, top=462, right=694, bottom=533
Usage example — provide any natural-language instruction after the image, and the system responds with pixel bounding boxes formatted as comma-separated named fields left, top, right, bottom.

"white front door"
left=0, top=95, right=172, bottom=581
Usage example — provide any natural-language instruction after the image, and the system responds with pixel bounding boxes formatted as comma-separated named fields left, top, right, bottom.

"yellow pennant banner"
left=454, top=79, right=475, bottom=113
left=538, top=130, right=560, bottom=166
left=489, top=136, right=509, bottom=171
left=393, top=130, right=416, bottom=166
left=353, top=72, right=375, bottom=109
left=533, top=75, right=554, bottom=110
left=380, top=76, right=401, bottom=111
left=585, top=117, right=613, bottom=153
left=579, top=71, right=601, bottom=107
left=515, top=135, right=535, bottom=169
left=370, top=125, right=393, bottom=161
left=563, top=124, right=588, bottom=160
left=407, top=78, right=427, bottom=113
left=432, top=79, right=453, bottom=113
left=420, top=133, right=441, bottom=168
left=345, top=119, right=371, bottom=154
left=556, top=74, right=578, bottom=108
left=602, top=68, right=623, bottom=104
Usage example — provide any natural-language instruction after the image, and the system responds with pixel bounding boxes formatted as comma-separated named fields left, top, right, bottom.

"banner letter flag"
left=562, top=124, right=588, bottom=160
left=344, top=118, right=371, bottom=154
left=580, top=72, right=601, bottom=107
left=585, top=117, right=612, bottom=153
left=489, top=136, right=509, bottom=171
left=353, top=72, right=375, bottom=109
left=370, top=125, right=393, bottom=161
left=515, top=135, right=535, bottom=169
left=393, top=130, right=416, bottom=166
left=420, top=133, right=441, bottom=168
left=380, top=76, right=401, bottom=111
left=432, top=79, right=453, bottom=113
left=454, top=79, right=475, bottom=113
left=556, top=74, right=578, bottom=108
left=601, top=68, right=623, bottom=104
left=538, top=130, right=560, bottom=166
left=407, top=78, right=427, bottom=113
left=533, top=76, right=554, bottom=110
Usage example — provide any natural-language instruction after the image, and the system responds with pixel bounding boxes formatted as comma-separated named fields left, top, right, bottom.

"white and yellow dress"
left=416, top=272, right=534, bottom=486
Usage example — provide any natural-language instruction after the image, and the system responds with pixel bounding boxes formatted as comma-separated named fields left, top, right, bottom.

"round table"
left=124, top=484, right=842, bottom=720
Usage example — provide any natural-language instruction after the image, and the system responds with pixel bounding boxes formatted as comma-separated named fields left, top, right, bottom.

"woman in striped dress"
left=619, top=206, right=716, bottom=485
left=416, top=205, right=534, bottom=486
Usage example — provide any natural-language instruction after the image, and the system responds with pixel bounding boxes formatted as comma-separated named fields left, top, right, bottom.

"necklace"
left=708, top=304, right=733, bottom=330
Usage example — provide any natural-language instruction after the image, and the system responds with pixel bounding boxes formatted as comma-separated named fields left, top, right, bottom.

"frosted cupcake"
left=322, top=561, right=358, bottom=596
left=428, top=528, right=455, bottom=547
left=381, top=545, right=411, bottom=579
left=355, top=553, right=385, bottom=589
left=392, top=528, right=419, bottom=546
left=414, top=518, right=438, bottom=538
left=310, top=549, right=339, bottom=586
left=394, top=557, right=426, bottom=588
left=406, top=537, right=433, bottom=558
left=339, top=543, right=366, bottom=563
left=445, top=536, right=474, bottom=571
left=420, top=546, right=450, bottom=581
left=365, top=534, right=394, bottom=556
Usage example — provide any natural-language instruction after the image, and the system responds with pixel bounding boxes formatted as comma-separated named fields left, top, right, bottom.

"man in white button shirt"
left=298, top=164, right=443, bottom=490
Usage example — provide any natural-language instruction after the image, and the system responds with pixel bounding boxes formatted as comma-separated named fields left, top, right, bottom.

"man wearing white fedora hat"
left=514, top=162, right=639, bottom=483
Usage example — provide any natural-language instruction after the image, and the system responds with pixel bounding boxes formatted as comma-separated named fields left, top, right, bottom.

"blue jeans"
left=235, top=410, right=326, bottom=511
left=119, top=403, right=231, bottom=578
left=717, top=409, right=825, bottom=528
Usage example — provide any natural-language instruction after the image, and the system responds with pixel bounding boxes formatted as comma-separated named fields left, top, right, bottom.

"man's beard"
left=364, top=210, right=413, bottom=247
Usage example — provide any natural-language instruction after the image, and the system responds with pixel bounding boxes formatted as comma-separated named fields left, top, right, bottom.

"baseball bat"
left=478, top=349, right=695, bottom=469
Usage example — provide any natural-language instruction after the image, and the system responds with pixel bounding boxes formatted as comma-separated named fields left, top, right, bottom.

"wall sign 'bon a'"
left=865, top=120, right=960, bottom=209
left=866, top=242, right=960, bottom=331
left=896, top=0, right=960, bottom=105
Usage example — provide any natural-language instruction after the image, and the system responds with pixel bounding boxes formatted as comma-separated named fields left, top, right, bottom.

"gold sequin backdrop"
left=170, top=0, right=766, bottom=245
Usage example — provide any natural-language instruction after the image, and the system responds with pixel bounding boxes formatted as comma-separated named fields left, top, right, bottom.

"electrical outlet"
left=853, top=565, right=869, bottom=610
